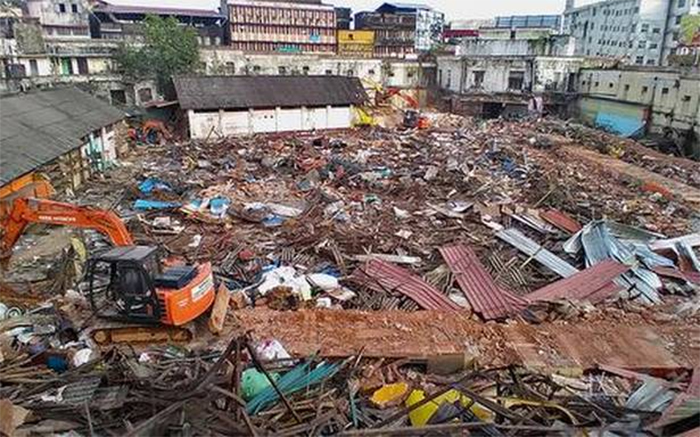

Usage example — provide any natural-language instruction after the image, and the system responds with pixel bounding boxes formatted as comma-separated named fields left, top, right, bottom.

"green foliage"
left=115, top=15, right=200, bottom=96
left=680, top=15, right=700, bottom=45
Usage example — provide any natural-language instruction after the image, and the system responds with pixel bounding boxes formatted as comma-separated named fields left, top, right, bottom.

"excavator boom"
left=0, top=197, right=133, bottom=261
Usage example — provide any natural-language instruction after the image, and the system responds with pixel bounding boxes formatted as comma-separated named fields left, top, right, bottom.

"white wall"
left=188, top=105, right=354, bottom=138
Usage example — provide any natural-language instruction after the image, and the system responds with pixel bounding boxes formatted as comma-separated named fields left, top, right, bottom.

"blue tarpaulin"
left=138, top=178, right=173, bottom=195
left=133, top=199, right=181, bottom=211
left=595, top=113, right=644, bottom=138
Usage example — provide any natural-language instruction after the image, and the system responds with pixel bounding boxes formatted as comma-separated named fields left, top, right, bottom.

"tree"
left=115, top=15, right=200, bottom=98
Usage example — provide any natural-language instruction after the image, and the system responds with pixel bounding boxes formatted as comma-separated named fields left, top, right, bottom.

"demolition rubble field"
left=2, top=113, right=700, bottom=435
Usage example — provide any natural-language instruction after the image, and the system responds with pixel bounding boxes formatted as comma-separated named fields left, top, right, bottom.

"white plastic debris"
left=72, top=348, right=95, bottom=367
left=316, top=297, right=333, bottom=308
left=189, top=234, right=203, bottom=248
left=393, top=207, right=410, bottom=220
left=255, top=339, right=291, bottom=361
left=258, top=266, right=312, bottom=300
left=306, top=273, right=339, bottom=291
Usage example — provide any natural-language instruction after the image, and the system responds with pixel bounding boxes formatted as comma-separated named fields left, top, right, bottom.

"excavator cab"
left=87, top=246, right=164, bottom=324
left=86, top=246, right=214, bottom=326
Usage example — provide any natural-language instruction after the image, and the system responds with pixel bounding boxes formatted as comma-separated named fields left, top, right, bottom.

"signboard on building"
left=337, top=30, right=374, bottom=57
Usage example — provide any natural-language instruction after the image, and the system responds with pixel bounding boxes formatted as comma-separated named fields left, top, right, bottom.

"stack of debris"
left=2, top=112, right=699, bottom=435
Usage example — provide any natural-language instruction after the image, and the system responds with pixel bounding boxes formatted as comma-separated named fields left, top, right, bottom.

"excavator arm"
left=1, top=197, right=134, bottom=261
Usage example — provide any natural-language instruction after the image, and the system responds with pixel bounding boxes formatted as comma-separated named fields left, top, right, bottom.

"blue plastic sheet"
left=138, top=178, right=172, bottom=195
left=133, top=199, right=181, bottom=211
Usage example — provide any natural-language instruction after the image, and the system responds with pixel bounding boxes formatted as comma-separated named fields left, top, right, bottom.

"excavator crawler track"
left=87, top=322, right=195, bottom=345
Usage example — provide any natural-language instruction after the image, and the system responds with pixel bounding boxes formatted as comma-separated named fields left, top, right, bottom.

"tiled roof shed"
left=173, top=75, right=369, bottom=111
left=0, top=87, right=125, bottom=186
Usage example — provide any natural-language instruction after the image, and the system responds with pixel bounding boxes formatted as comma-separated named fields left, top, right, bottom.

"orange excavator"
left=381, top=88, right=430, bottom=130
left=1, top=197, right=216, bottom=343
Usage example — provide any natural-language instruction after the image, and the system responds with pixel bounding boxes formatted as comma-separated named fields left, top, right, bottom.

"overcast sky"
left=107, top=0, right=575, bottom=21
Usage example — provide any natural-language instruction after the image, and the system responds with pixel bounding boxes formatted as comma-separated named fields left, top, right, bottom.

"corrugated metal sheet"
left=1, top=87, right=125, bottom=185
left=526, top=260, right=630, bottom=303
left=496, top=228, right=579, bottom=278
left=440, top=244, right=527, bottom=320
left=567, top=221, right=662, bottom=304
left=540, top=209, right=582, bottom=234
left=625, top=379, right=675, bottom=412
left=351, top=260, right=461, bottom=311
left=174, top=76, right=369, bottom=111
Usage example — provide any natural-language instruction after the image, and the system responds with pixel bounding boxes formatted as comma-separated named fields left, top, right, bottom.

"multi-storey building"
left=90, top=2, right=227, bottom=46
left=564, top=0, right=699, bottom=66
left=25, top=0, right=91, bottom=39
left=221, top=0, right=336, bottom=54
left=355, top=2, right=444, bottom=58
left=335, top=7, right=351, bottom=30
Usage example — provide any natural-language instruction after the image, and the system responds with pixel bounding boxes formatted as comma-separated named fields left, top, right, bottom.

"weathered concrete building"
left=578, top=66, right=700, bottom=157
left=355, top=2, right=444, bottom=58
left=564, top=0, right=699, bottom=66
left=25, top=0, right=91, bottom=39
left=174, top=75, right=368, bottom=138
left=0, top=87, right=126, bottom=193
left=90, top=1, right=227, bottom=46
left=199, top=49, right=435, bottom=102
left=221, top=0, right=336, bottom=54
left=437, top=32, right=587, bottom=117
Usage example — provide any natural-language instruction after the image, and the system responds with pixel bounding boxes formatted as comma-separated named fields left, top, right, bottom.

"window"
left=661, top=87, right=669, bottom=95
left=252, top=65, right=261, bottom=74
left=110, top=89, right=127, bottom=105
left=646, top=59, right=655, bottom=65
left=638, top=40, right=646, bottom=48
left=368, top=69, right=375, bottom=75
left=594, top=81, right=600, bottom=87
left=138, top=88, right=153, bottom=103
left=473, top=70, right=485, bottom=87
left=71, top=4, right=78, bottom=13
left=225, top=62, right=235, bottom=74
left=60, top=58, right=73, bottom=75
left=676, top=16, right=683, bottom=25
left=649, top=43, right=658, bottom=49
left=635, top=56, right=644, bottom=64
left=609, top=82, right=614, bottom=88
left=58, top=3, right=66, bottom=13
left=29, top=59, right=38, bottom=76
left=76, top=57, right=88, bottom=74
left=325, top=69, right=333, bottom=75
left=641, top=23, right=649, bottom=32
left=278, top=66, right=286, bottom=75
left=652, top=27, right=660, bottom=33
left=641, top=86, right=648, bottom=94
left=624, top=84, right=630, bottom=91
left=346, top=69, right=354, bottom=77
left=678, top=0, right=686, bottom=7
left=508, top=71, right=525, bottom=90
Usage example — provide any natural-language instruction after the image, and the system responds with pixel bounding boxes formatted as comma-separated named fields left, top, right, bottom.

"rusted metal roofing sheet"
left=440, top=244, right=527, bottom=320
left=526, top=260, right=630, bottom=303
left=540, top=209, right=582, bottom=234
left=496, top=228, right=579, bottom=278
left=653, top=266, right=700, bottom=285
left=351, top=260, right=461, bottom=311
